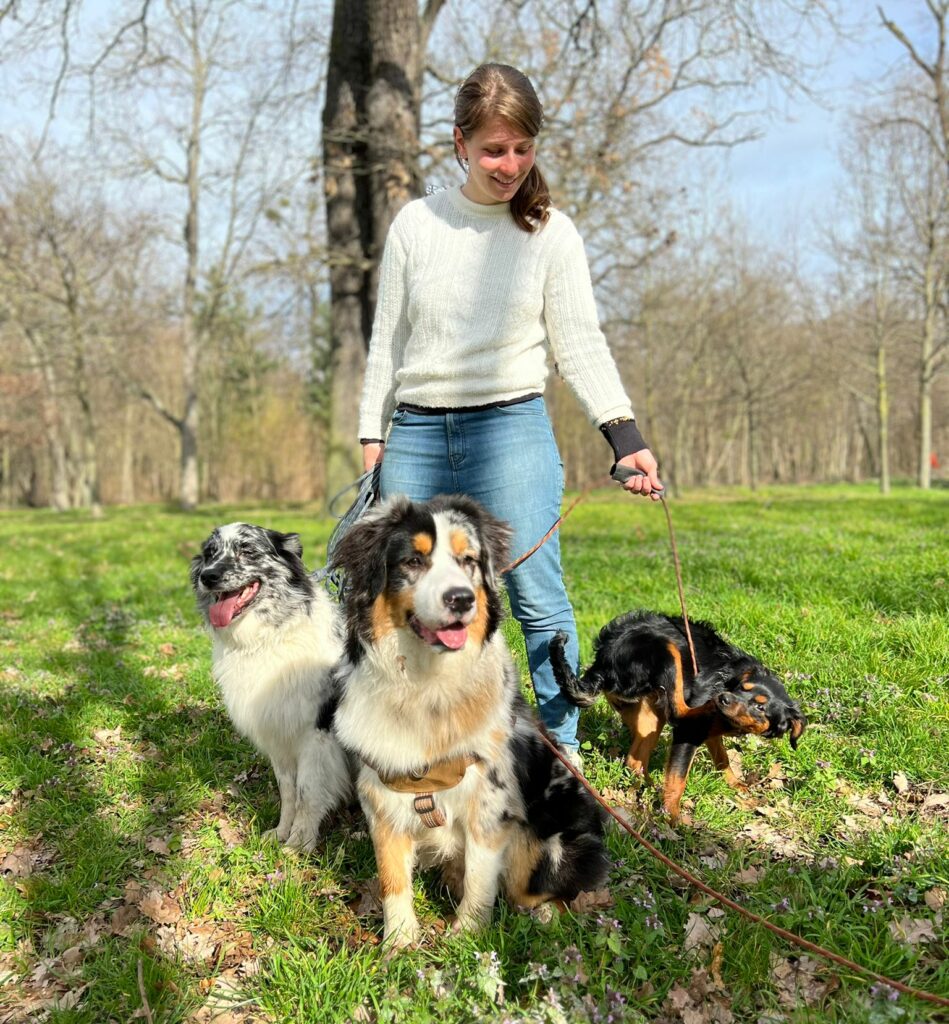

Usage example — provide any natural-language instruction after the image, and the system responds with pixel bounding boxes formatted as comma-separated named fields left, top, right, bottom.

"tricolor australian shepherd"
left=191, top=524, right=352, bottom=850
left=330, top=495, right=608, bottom=947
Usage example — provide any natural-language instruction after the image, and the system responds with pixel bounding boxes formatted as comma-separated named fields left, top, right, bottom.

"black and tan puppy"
left=550, top=611, right=805, bottom=821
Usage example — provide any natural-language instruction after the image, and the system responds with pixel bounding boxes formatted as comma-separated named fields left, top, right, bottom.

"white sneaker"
left=563, top=748, right=584, bottom=773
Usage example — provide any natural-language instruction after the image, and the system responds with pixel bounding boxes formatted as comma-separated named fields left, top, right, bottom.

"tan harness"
left=373, top=754, right=481, bottom=828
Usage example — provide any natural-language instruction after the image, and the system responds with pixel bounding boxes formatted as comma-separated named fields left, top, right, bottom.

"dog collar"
left=369, top=754, right=481, bottom=828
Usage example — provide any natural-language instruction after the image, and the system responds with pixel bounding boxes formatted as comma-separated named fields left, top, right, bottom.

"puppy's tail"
left=549, top=630, right=602, bottom=708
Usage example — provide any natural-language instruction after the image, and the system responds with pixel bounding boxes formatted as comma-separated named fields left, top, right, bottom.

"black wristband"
left=359, top=438, right=385, bottom=446
left=599, top=418, right=647, bottom=461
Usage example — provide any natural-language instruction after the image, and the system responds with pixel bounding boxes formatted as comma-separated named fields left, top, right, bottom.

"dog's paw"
left=382, top=922, right=422, bottom=954
left=262, top=826, right=291, bottom=844
left=284, top=830, right=319, bottom=853
left=451, top=902, right=492, bottom=934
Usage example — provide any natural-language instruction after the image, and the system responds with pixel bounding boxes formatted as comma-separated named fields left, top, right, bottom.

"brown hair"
left=453, top=63, right=551, bottom=233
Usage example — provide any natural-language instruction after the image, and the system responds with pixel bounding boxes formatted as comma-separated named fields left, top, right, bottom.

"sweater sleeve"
left=357, top=215, right=411, bottom=441
left=543, top=216, right=634, bottom=426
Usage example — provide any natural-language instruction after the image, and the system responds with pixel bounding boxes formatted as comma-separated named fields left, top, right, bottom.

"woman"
left=358, top=63, right=663, bottom=762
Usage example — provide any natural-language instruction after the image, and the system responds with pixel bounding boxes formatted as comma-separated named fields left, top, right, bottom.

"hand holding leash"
left=612, top=449, right=664, bottom=501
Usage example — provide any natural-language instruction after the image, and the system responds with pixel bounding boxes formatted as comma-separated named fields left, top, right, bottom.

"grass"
left=0, top=484, right=946, bottom=1023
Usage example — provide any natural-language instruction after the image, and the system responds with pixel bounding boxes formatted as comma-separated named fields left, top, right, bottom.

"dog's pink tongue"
left=435, top=624, right=467, bottom=650
left=209, top=593, right=243, bottom=629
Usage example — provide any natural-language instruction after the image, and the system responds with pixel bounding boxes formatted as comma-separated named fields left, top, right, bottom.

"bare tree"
left=830, top=119, right=918, bottom=494
left=877, top=4, right=949, bottom=487
left=22, top=1, right=326, bottom=508
left=0, top=153, right=146, bottom=509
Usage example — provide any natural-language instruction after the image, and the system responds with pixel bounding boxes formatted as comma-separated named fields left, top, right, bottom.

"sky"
left=0, top=1, right=932, bottom=277
left=719, top=3, right=923, bottom=267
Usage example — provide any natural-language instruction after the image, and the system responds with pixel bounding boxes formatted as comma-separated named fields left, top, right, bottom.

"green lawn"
left=0, top=485, right=946, bottom=1023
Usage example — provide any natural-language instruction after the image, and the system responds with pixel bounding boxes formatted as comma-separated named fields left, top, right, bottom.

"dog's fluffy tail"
left=507, top=714, right=609, bottom=904
left=549, top=629, right=602, bottom=708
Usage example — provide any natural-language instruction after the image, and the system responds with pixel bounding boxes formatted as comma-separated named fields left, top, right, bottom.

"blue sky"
left=720, top=4, right=923, bottom=263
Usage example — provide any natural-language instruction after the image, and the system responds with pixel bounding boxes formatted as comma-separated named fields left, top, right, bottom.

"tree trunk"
left=321, top=0, right=441, bottom=499
left=323, top=0, right=373, bottom=496
left=120, top=400, right=135, bottom=505
left=918, top=258, right=938, bottom=489
left=877, top=342, right=890, bottom=495
left=179, top=39, right=207, bottom=511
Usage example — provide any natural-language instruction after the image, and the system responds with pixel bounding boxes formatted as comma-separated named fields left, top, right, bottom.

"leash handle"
left=610, top=464, right=646, bottom=484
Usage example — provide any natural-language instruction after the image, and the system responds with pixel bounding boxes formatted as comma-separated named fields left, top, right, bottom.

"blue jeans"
left=379, top=397, right=581, bottom=749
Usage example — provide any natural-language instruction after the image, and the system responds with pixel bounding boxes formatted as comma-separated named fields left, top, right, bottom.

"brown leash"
left=542, top=734, right=949, bottom=1008
left=501, top=469, right=701, bottom=675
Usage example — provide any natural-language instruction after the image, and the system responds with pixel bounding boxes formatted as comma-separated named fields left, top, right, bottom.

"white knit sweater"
left=357, top=186, right=634, bottom=441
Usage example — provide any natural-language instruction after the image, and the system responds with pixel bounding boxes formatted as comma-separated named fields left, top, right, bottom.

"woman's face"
left=454, top=117, right=536, bottom=205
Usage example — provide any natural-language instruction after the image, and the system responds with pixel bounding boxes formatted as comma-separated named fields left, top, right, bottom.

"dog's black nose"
left=443, top=587, right=475, bottom=615
left=200, top=568, right=223, bottom=589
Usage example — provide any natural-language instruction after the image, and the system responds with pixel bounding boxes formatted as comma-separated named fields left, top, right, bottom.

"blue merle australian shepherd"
left=329, top=494, right=609, bottom=947
left=191, top=524, right=352, bottom=851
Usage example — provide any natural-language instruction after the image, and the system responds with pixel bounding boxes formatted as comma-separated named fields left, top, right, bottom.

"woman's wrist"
left=599, top=417, right=647, bottom=462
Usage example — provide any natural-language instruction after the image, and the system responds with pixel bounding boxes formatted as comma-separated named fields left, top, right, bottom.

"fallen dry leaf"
left=771, top=954, right=840, bottom=1007
left=662, top=967, right=735, bottom=1024
left=349, top=879, right=382, bottom=918
left=139, top=891, right=182, bottom=925
left=684, top=912, right=721, bottom=954
left=735, top=866, right=765, bottom=885
left=568, top=887, right=613, bottom=913
left=146, top=837, right=171, bottom=857
left=888, top=915, right=937, bottom=946
left=892, top=772, right=910, bottom=794
left=110, top=904, right=141, bottom=936
left=215, top=818, right=241, bottom=848
left=921, top=792, right=949, bottom=818
left=924, top=887, right=947, bottom=912
left=1, top=846, right=35, bottom=878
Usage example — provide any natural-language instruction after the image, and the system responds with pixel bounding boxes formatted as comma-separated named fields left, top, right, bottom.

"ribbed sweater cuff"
left=599, top=418, right=647, bottom=461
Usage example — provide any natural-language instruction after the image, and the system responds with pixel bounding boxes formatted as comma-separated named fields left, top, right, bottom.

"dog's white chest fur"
left=210, top=591, right=342, bottom=759
left=334, top=633, right=509, bottom=774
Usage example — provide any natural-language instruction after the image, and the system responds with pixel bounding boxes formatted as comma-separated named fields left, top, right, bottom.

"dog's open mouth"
left=408, top=614, right=468, bottom=651
left=209, top=581, right=261, bottom=628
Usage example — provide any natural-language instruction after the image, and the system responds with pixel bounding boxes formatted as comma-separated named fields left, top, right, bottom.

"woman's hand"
left=616, top=449, right=663, bottom=501
left=362, top=442, right=385, bottom=473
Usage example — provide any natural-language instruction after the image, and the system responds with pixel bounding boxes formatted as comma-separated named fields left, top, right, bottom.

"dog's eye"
left=404, top=554, right=425, bottom=570
left=461, top=554, right=478, bottom=573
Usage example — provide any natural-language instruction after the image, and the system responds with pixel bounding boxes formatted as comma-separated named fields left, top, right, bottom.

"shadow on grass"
left=0, top=522, right=287, bottom=1021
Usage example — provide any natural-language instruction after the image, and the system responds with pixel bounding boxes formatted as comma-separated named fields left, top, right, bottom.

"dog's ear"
left=788, top=707, right=807, bottom=749
left=331, top=496, right=410, bottom=601
left=472, top=505, right=512, bottom=583
left=267, top=529, right=303, bottom=560
left=189, top=553, right=203, bottom=590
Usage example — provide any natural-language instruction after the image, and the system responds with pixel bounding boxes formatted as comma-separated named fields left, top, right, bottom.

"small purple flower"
left=265, top=869, right=284, bottom=884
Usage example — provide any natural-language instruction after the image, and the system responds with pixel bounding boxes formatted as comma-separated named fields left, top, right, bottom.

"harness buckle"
left=413, top=793, right=446, bottom=828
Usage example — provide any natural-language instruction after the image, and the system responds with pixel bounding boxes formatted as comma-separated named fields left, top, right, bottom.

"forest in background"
left=0, top=0, right=946, bottom=509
